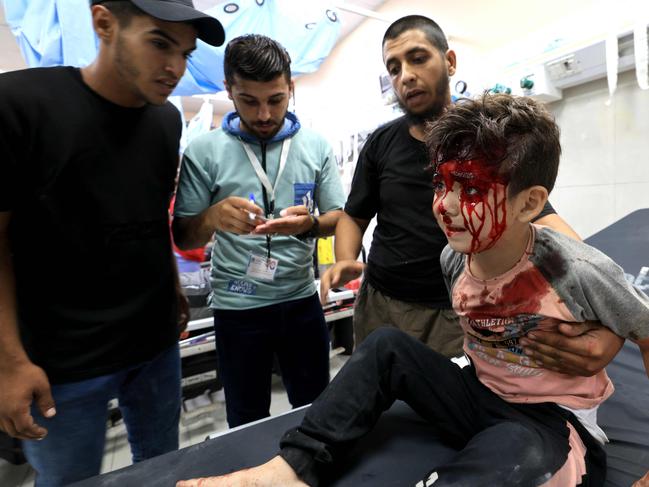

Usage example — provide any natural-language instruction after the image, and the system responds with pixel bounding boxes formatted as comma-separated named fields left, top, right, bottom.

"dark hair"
left=383, top=15, right=449, bottom=53
left=224, top=34, right=292, bottom=86
left=96, top=1, right=144, bottom=28
left=426, top=93, right=561, bottom=196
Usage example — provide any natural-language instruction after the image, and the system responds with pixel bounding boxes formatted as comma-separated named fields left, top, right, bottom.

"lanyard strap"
left=241, top=138, right=291, bottom=216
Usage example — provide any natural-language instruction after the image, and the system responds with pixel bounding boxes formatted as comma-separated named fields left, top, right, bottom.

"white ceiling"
left=3, top=0, right=647, bottom=108
left=193, top=0, right=388, bottom=41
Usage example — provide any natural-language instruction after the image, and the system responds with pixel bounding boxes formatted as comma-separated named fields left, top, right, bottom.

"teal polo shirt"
left=174, top=126, right=345, bottom=310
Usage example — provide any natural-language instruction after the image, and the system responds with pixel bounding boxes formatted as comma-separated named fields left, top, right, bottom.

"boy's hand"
left=319, top=260, right=364, bottom=306
left=176, top=455, right=307, bottom=486
left=519, top=321, right=624, bottom=376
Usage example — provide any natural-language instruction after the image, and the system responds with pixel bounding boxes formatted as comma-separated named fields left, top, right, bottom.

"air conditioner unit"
left=545, top=31, right=637, bottom=89
left=506, top=27, right=645, bottom=102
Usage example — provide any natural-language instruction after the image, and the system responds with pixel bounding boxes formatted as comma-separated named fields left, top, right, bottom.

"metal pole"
left=333, top=2, right=392, bottom=23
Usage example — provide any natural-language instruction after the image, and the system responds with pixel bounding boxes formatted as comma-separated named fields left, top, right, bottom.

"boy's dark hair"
left=383, top=15, right=449, bottom=54
left=95, top=1, right=144, bottom=28
left=426, top=93, right=561, bottom=196
left=224, top=34, right=292, bottom=86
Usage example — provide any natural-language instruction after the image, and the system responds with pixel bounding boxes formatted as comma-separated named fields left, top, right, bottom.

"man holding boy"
left=172, top=34, right=345, bottom=428
left=319, top=15, right=623, bottom=376
left=178, top=94, right=649, bottom=487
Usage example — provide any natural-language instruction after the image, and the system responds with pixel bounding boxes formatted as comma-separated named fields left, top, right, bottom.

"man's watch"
left=297, top=214, right=320, bottom=240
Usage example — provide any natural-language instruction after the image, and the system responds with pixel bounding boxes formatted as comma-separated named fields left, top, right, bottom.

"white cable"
left=605, top=33, right=618, bottom=98
left=634, top=23, right=649, bottom=90
left=333, top=1, right=391, bottom=22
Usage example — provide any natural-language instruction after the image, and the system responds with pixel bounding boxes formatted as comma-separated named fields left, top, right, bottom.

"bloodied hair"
left=425, top=93, right=561, bottom=196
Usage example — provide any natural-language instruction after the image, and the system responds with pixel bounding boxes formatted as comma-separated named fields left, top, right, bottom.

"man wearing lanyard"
left=172, top=34, right=345, bottom=428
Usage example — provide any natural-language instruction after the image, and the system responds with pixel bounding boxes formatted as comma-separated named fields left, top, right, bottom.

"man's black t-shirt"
left=0, top=67, right=181, bottom=384
left=345, top=116, right=555, bottom=307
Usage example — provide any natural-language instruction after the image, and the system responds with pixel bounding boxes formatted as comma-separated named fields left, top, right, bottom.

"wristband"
left=297, top=214, right=319, bottom=240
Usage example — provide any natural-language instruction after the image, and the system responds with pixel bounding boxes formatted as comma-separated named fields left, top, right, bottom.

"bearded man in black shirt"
left=320, top=15, right=623, bottom=374
left=0, top=1, right=223, bottom=485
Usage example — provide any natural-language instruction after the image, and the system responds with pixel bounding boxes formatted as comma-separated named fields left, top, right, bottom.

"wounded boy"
left=177, top=94, right=649, bottom=487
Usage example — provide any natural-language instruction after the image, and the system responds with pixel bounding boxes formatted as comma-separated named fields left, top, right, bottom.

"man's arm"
left=173, top=146, right=267, bottom=250
left=0, top=211, right=56, bottom=439
left=253, top=141, right=346, bottom=239
left=535, top=213, right=581, bottom=241
left=317, top=128, right=378, bottom=303
left=169, top=242, right=190, bottom=339
left=334, top=211, right=370, bottom=261
left=172, top=196, right=265, bottom=250
left=519, top=322, right=624, bottom=376
left=525, top=211, right=625, bottom=375
left=319, top=212, right=369, bottom=305
left=251, top=206, right=342, bottom=238
left=313, top=209, right=341, bottom=237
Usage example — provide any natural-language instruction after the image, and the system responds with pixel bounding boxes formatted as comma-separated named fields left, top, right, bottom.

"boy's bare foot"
left=633, top=471, right=649, bottom=487
left=176, top=455, right=308, bottom=487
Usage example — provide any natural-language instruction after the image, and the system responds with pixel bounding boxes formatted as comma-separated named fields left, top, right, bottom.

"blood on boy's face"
left=432, top=158, right=509, bottom=254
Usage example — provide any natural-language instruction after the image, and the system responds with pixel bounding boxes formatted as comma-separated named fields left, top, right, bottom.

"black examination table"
left=72, top=210, right=649, bottom=486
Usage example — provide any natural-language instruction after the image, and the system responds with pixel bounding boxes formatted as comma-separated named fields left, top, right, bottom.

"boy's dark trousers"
left=280, top=327, right=606, bottom=487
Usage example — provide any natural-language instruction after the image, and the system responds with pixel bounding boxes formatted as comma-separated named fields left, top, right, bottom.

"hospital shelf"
left=325, top=307, right=354, bottom=322
left=181, top=340, right=216, bottom=358
left=186, top=317, right=213, bottom=332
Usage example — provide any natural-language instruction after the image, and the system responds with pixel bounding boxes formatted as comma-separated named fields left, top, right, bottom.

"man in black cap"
left=0, top=1, right=223, bottom=485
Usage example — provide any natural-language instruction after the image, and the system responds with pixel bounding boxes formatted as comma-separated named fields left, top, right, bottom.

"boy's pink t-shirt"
left=451, top=227, right=614, bottom=410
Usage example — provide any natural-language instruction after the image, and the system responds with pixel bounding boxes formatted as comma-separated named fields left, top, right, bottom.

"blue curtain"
left=3, top=0, right=341, bottom=95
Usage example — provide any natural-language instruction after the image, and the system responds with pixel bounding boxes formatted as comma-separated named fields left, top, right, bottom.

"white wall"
left=292, top=0, right=649, bottom=243
left=293, top=0, right=648, bottom=139
left=293, top=1, right=490, bottom=142
left=548, top=69, right=649, bottom=238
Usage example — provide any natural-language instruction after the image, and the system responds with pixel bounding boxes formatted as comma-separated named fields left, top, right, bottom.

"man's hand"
left=176, top=455, right=307, bottom=487
left=209, top=197, right=265, bottom=235
left=252, top=205, right=312, bottom=236
left=519, top=321, right=624, bottom=376
left=177, top=291, right=190, bottom=338
left=0, top=360, right=56, bottom=439
left=319, top=260, right=365, bottom=306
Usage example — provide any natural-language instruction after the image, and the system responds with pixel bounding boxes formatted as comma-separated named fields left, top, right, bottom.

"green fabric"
left=175, top=127, right=345, bottom=310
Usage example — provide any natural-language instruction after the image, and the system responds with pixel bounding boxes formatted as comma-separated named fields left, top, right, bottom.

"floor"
left=0, top=354, right=349, bottom=487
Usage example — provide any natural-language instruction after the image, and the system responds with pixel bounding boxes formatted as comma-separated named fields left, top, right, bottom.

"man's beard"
left=397, top=69, right=450, bottom=125
left=234, top=101, right=287, bottom=140
left=114, top=36, right=149, bottom=104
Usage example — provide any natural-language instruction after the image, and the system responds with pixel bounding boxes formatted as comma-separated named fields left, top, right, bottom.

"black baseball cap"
left=91, top=0, right=225, bottom=46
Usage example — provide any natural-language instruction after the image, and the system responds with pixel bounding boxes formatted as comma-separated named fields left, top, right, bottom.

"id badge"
left=246, top=254, right=279, bottom=281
